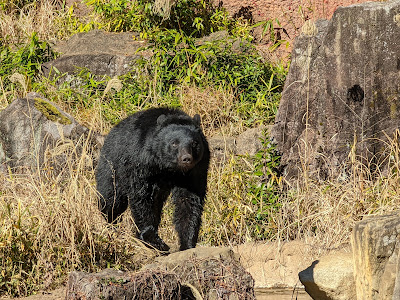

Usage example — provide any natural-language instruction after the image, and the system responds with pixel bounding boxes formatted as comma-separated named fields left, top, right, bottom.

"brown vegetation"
left=1, top=0, right=398, bottom=297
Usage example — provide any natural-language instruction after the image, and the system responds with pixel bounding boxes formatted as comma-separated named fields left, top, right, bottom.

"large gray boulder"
left=41, top=29, right=248, bottom=80
left=271, top=0, right=400, bottom=180
left=41, top=30, right=151, bottom=78
left=208, top=126, right=269, bottom=163
left=393, top=253, right=400, bottom=300
left=0, top=92, right=102, bottom=173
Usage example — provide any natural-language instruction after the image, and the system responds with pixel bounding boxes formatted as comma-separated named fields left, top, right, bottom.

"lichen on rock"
left=34, top=98, right=72, bottom=125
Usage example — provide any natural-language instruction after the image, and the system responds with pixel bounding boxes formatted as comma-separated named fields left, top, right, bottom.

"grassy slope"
left=0, top=0, right=399, bottom=297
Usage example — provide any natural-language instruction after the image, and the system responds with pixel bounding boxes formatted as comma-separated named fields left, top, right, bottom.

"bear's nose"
left=181, top=154, right=193, bottom=164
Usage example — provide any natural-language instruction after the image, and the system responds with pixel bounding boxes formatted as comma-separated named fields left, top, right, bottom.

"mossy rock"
left=34, top=98, right=72, bottom=125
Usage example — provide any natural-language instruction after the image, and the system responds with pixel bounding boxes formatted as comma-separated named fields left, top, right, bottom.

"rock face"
left=41, top=29, right=247, bottom=80
left=271, top=1, right=400, bottom=180
left=236, top=240, right=317, bottom=290
left=208, top=126, right=269, bottom=163
left=351, top=213, right=400, bottom=300
left=298, top=252, right=356, bottom=300
left=235, top=126, right=269, bottom=156
left=215, top=0, right=379, bottom=58
left=0, top=92, right=102, bottom=173
left=298, top=213, right=400, bottom=300
left=41, top=30, right=151, bottom=78
left=394, top=254, right=400, bottom=300
left=66, top=247, right=255, bottom=299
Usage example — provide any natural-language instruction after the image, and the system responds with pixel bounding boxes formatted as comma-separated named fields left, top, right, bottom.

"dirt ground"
left=2, top=287, right=312, bottom=300
left=1, top=287, right=311, bottom=300
left=0, top=289, right=66, bottom=300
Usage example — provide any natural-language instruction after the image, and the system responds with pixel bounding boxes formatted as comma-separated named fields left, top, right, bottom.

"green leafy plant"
left=139, top=29, right=285, bottom=123
left=247, top=133, right=282, bottom=239
left=0, top=32, right=56, bottom=98
left=261, top=18, right=290, bottom=51
left=85, top=0, right=227, bottom=36
left=84, top=0, right=143, bottom=32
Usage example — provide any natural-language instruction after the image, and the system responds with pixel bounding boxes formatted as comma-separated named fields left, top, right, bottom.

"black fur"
left=96, top=108, right=210, bottom=252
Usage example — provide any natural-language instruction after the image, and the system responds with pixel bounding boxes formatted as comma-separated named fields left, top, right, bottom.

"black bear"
left=96, top=107, right=210, bottom=252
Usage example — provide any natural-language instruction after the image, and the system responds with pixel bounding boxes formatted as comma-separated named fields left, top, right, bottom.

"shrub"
left=0, top=33, right=56, bottom=99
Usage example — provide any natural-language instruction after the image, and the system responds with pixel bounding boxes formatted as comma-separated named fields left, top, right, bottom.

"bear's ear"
left=157, top=114, right=167, bottom=126
left=193, top=114, right=201, bottom=127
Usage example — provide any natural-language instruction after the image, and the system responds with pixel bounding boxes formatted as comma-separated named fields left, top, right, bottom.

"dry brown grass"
left=197, top=131, right=400, bottom=250
left=0, top=1, right=65, bottom=45
left=0, top=136, right=158, bottom=296
left=201, top=157, right=257, bottom=246
left=3, top=70, right=400, bottom=299
left=270, top=134, right=400, bottom=249
left=1, top=0, right=400, bottom=297
left=178, top=85, right=244, bottom=136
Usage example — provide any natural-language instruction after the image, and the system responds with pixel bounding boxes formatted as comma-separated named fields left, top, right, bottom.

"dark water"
left=255, top=288, right=312, bottom=300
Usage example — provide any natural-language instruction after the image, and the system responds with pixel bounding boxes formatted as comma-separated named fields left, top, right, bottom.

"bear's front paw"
left=139, top=226, right=170, bottom=252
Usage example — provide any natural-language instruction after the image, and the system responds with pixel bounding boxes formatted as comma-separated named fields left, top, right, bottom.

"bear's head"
left=156, top=114, right=205, bottom=172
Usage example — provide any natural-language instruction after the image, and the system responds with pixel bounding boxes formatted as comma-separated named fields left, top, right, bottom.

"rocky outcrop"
left=0, top=92, right=102, bottom=173
left=41, top=30, right=151, bottom=78
left=352, top=213, right=400, bottom=300
left=394, top=255, right=400, bottom=300
left=235, top=126, right=269, bottom=156
left=41, top=29, right=248, bottom=80
left=271, top=0, right=400, bottom=180
left=215, top=0, right=379, bottom=59
left=299, top=213, right=400, bottom=300
left=236, top=240, right=316, bottom=290
left=209, top=126, right=269, bottom=163
left=66, top=247, right=255, bottom=299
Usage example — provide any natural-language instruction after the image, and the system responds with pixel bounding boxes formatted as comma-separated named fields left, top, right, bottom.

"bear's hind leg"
left=128, top=183, right=170, bottom=252
left=172, top=187, right=204, bottom=251
left=96, top=158, right=129, bottom=223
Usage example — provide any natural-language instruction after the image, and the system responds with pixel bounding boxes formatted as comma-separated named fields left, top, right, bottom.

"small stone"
left=299, top=252, right=356, bottom=300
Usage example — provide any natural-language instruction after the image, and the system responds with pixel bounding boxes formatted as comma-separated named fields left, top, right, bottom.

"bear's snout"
left=181, top=154, right=193, bottom=164
left=178, top=149, right=196, bottom=170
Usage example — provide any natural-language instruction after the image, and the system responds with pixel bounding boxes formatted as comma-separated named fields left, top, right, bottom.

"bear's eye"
left=171, top=141, right=179, bottom=148
left=191, top=141, right=199, bottom=148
